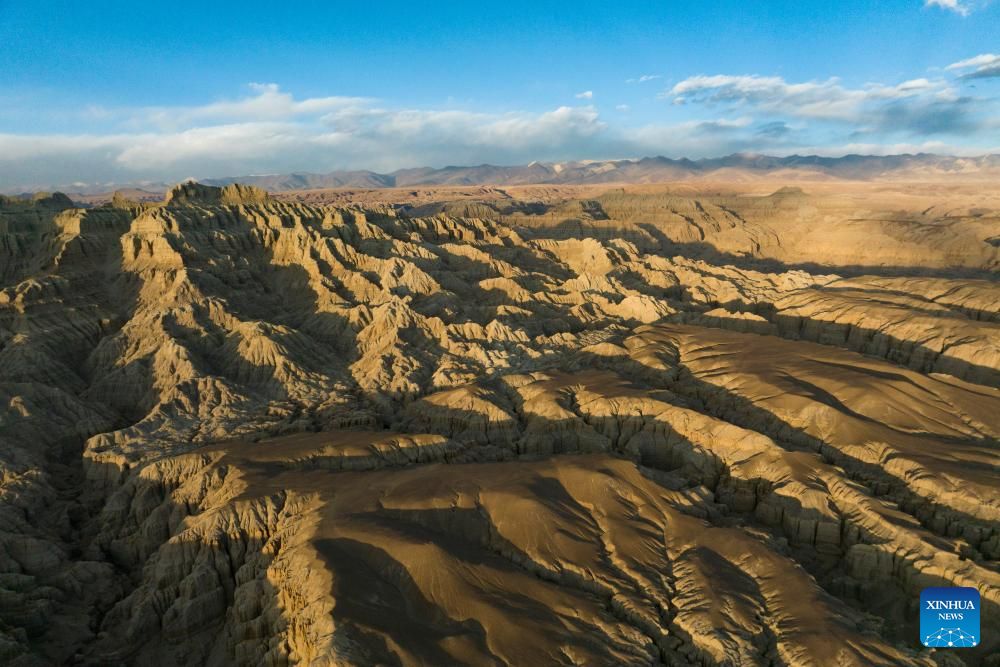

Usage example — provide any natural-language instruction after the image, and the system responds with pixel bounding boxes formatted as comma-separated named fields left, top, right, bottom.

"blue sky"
left=1, top=0, right=999, bottom=188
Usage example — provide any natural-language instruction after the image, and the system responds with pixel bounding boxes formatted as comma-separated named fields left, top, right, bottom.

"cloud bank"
left=2, top=56, right=999, bottom=190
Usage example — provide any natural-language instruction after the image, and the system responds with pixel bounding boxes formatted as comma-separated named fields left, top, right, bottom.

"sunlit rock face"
left=1, top=182, right=997, bottom=665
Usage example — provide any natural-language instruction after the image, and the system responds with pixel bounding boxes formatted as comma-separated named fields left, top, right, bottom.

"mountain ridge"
left=202, top=152, right=1000, bottom=191
left=12, top=152, right=1000, bottom=196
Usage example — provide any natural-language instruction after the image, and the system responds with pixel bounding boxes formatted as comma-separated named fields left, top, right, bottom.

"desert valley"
left=1, top=164, right=998, bottom=664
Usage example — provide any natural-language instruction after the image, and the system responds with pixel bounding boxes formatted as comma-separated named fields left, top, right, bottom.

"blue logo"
left=920, top=587, right=980, bottom=648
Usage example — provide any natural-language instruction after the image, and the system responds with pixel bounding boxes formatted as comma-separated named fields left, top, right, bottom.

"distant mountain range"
left=200, top=153, right=1000, bottom=191
left=15, top=153, right=1000, bottom=197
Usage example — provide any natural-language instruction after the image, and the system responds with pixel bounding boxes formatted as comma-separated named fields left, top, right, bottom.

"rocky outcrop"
left=163, top=182, right=271, bottom=207
left=82, top=437, right=931, bottom=666
left=772, top=281, right=1000, bottom=387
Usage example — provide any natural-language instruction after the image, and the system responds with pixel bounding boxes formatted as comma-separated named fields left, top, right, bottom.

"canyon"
left=1, top=179, right=998, bottom=665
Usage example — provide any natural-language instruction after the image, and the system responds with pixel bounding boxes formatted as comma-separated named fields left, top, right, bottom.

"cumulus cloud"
left=946, top=53, right=1000, bottom=79
left=664, top=74, right=979, bottom=135
left=574, top=90, right=594, bottom=99
left=0, top=86, right=616, bottom=189
left=314, top=105, right=607, bottom=162
left=925, top=0, right=970, bottom=15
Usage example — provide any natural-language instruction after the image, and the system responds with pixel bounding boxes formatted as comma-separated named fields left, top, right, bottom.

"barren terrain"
left=1, top=178, right=998, bottom=665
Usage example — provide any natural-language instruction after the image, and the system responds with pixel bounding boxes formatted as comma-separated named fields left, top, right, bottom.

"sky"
left=1, top=0, right=999, bottom=190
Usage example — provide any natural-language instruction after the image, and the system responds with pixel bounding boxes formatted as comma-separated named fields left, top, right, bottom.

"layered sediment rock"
left=1, top=183, right=997, bottom=665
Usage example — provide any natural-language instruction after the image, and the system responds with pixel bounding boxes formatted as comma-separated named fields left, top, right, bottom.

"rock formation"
left=0, top=182, right=997, bottom=665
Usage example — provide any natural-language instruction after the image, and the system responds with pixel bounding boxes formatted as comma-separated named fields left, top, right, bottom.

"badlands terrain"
left=0, top=177, right=999, bottom=666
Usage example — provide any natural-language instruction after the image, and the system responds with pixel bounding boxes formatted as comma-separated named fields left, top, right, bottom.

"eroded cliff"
left=1, top=182, right=998, bottom=665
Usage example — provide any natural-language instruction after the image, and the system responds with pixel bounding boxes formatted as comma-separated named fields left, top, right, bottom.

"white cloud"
left=129, top=83, right=371, bottom=130
left=667, top=75, right=954, bottom=121
left=5, top=110, right=788, bottom=190
left=1, top=69, right=998, bottom=192
left=114, top=122, right=309, bottom=168
left=315, top=105, right=606, bottom=158
left=946, top=53, right=1000, bottom=69
left=946, top=53, right=1000, bottom=79
left=925, top=0, right=970, bottom=15
left=575, top=90, right=594, bottom=99
left=0, top=90, right=612, bottom=188
left=663, top=74, right=981, bottom=136
left=626, top=74, right=661, bottom=84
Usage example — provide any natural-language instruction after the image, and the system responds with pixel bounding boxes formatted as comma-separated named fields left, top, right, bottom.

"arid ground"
left=1, top=178, right=998, bottom=665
